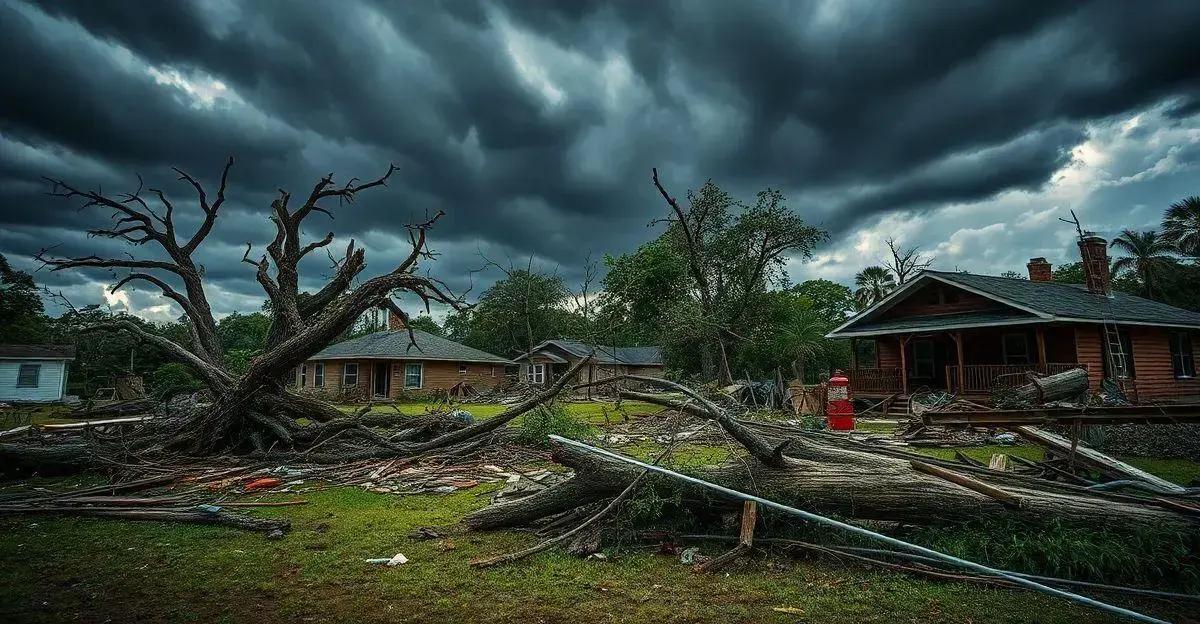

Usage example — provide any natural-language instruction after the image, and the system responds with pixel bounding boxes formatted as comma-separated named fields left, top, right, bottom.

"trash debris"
left=679, top=547, right=700, bottom=564
left=408, top=527, right=443, bottom=540
left=366, top=553, right=409, bottom=566
left=266, top=529, right=285, bottom=540
left=244, top=477, right=282, bottom=491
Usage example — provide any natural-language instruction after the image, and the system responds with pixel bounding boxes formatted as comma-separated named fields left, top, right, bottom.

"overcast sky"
left=2, top=0, right=1198, bottom=322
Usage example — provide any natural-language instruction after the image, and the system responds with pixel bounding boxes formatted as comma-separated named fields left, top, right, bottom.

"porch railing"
left=846, top=367, right=902, bottom=395
left=946, top=363, right=1087, bottom=394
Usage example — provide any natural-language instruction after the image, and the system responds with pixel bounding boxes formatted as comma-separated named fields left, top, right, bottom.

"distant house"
left=827, top=234, right=1199, bottom=404
left=0, top=345, right=76, bottom=403
left=301, top=307, right=513, bottom=398
left=513, top=340, right=665, bottom=386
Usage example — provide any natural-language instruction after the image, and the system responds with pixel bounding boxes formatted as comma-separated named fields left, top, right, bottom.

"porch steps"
left=886, top=395, right=911, bottom=418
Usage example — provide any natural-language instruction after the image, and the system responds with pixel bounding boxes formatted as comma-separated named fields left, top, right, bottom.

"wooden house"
left=827, top=235, right=1199, bottom=404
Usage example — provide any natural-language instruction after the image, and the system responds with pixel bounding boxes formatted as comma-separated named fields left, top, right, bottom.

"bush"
left=516, top=403, right=595, bottom=447
left=149, top=363, right=202, bottom=399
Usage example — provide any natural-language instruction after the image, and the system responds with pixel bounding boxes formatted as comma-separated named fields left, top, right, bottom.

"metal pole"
left=548, top=435, right=1170, bottom=624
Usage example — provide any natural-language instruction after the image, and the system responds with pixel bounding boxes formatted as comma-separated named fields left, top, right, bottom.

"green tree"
left=216, top=312, right=270, bottom=351
left=1109, top=230, right=1175, bottom=299
left=445, top=269, right=582, bottom=357
left=790, top=279, right=855, bottom=326
left=597, top=235, right=690, bottom=346
left=0, top=254, right=52, bottom=343
left=853, top=266, right=896, bottom=310
left=1163, top=196, right=1200, bottom=257
left=406, top=314, right=444, bottom=336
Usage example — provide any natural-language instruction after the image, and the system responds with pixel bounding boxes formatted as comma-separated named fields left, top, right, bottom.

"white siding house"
left=0, top=345, right=76, bottom=403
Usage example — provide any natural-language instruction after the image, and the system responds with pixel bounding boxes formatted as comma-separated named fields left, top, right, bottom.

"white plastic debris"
left=366, top=553, right=409, bottom=566
left=679, top=547, right=700, bottom=564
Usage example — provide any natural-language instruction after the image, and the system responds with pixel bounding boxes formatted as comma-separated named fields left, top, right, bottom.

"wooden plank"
left=738, top=500, right=757, bottom=547
left=40, top=416, right=154, bottom=430
left=1015, top=426, right=1185, bottom=493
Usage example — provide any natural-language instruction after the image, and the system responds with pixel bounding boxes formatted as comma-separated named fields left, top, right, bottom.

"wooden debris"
left=1015, top=426, right=1184, bottom=493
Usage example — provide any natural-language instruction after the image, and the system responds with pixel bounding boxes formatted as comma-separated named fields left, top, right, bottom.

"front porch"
left=846, top=325, right=1086, bottom=399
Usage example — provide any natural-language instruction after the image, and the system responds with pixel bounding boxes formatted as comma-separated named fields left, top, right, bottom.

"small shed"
left=0, top=345, right=76, bottom=403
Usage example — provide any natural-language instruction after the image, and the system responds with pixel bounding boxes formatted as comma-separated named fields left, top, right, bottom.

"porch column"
left=951, top=331, right=965, bottom=394
left=1036, top=327, right=1047, bottom=365
left=850, top=338, right=858, bottom=370
left=898, top=335, right=910, bottom=396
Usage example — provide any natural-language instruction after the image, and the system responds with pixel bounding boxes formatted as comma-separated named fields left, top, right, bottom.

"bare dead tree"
left=20, top=158, right=571, bottom=459
left=883, top=237, right=933, bottom=284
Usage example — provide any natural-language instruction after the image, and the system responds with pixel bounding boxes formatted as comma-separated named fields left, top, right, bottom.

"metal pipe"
left=548, top=435, right=1171, bottom=624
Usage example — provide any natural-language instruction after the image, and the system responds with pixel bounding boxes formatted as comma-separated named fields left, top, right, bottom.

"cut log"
left=1015, top=426, right=1185, bottom=493
left=1005, top=368, right=1089, bottom=404
left=464, top=436, right=1197, bottom=534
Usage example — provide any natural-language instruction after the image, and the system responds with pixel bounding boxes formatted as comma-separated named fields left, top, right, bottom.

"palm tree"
left=853, top=266, right=896, bottom=310
left=1163, top=196, right=1200, bottom=257
left=1109, top=230, right=1174, bottom=299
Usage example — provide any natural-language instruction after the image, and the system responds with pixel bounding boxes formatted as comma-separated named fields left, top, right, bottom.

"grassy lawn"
left=0, top=485, right=1173, bottom=624
left=335, top=400, right=665, bottom=425
left=1, top=401, right=1196, bottom=623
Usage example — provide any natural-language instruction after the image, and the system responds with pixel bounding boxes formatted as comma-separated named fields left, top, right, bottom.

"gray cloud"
left=1, top=0, right=1198, bottom=318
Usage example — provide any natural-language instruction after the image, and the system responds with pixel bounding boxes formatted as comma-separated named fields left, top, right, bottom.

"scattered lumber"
left=1015, top=426, right=1186, bottom=493
left=922, top=403, right=1200, bottom=426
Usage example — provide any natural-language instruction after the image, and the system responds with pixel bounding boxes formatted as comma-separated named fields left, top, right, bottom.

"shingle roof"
left=929, top=271, right=1200, bottom=327
left=310, top=330, right=513, bottom=364
left=844, top=310, right=1040, bottom=334
left=520, top=340, right=664, bottom=366
left=0, top=344, right=76, bottom=359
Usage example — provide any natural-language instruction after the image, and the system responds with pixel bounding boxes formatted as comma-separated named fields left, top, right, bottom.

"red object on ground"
left=244, top=477, right=282, bottom=491
left=826, top=370, right=854, bottom=431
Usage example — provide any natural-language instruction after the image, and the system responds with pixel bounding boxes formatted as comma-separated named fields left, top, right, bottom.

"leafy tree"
left=445, top=269, right=583, bottom=357
left=1000, top=270, right=1025, bottom=279
left=1163, top=196, right=1200, bottom=257
left=216, top=312, right=270, bottom=351
left=406, top=314, right=444, bottom=336
left=853, top=266, right=896, bottom=310
left=0, top=254, right=52, bottom=343
left=597, top=235, right=690, bottom=346
left=648, top=173, right=828, bottom=383
left=790, top=279, right=855, bottom=326
left=1110, top=230, right=1174, bottom=299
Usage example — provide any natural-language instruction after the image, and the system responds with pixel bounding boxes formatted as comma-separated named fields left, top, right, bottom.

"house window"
left=16, top=364, right=40, bottom=388
left=458, top=363, right=468, bottom=374
left=343, top=362, right=359, bottom=386
left=1002, top=333, right=1030, bottom=365
left=314, top=363, right=325, bottom=387
left=1106, top=330, right=1136, bottom=379
left=490, top=365, right=496, bottom=377
left=526, top=363, right=545, bottom=384
left=299, top=364, right=307, bottom=388
left=404, top=362, right=423, bottom=389
left=1170, top=332, right=1195, bottom=379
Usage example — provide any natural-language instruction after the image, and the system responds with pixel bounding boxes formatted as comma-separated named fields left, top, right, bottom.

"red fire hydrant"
left=826, top=370, right=854, bottom=431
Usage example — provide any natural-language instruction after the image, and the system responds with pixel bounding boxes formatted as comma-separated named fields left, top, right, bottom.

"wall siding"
left=1074, top=325, right=1105, bottom=391
left=0, top=360, right=67, bottom=402
left=877, top=283, right=1006, bottom=320
left=303, top=358, right=506, bottom=397
left=1128, top=327, right=1200, bottom=402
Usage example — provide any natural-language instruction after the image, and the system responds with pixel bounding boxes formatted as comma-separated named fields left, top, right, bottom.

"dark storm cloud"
left=2, top=0, right=1198, bottom=316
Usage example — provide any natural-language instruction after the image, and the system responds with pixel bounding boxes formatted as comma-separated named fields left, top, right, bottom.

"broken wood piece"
left=1015, top=426, right=1184, bottom=493
left=910, top=460, right=1022, bottom=507
left=988, top=454, right=1012, bottom=472
left=695, top=500, right=758, bottom=573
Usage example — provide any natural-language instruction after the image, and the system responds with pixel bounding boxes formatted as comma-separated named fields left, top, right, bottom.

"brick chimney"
left=1077, top=232, right=1111, bottom=296
left=1026, top=257, right=1052, bottom=282
left=387, top=306, right=406, bottom=331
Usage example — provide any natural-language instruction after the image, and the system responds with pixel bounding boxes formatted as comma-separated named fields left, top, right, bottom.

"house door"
left=907, top=339, right=943, bottom=388
left=373, top=362, right=390, bottom=397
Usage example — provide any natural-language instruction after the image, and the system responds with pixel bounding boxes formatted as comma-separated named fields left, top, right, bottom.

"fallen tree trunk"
left=464, top=436, right=1197, bottom=534
left=1016, top=426, right=1185, bottom=493
left=1005, top=367, right=1089, bottom=404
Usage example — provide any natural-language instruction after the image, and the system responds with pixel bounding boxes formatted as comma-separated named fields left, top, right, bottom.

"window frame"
left=458, top=363, right=468, bottom=374
left=299, top=363, right=307, bottom=388
left=16, top=363, right=41, bottom=388
left=314, top=362, right=325, bottom=387
left=526, top=363, right=546, bottom=384
left=404, top=362, right=423, bottom=389
left=343, top=362, right=359, bottom=386
left=1002, top=333, right=1031, bottom=365
left=1170, top=332, right=1196, bottom=379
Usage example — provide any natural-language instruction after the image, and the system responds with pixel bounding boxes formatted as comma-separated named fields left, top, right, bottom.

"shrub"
left=149, top=363, right=202, bottom=399
left=516, top=403, right=595, bottom=447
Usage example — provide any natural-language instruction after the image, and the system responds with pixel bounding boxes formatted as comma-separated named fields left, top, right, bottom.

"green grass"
left=1119, top=457, right=1200, bottom=486
left=2, top=485, right=1181, bottom=624
left=914, top=444, right=1047, bottom=465
left=335, top=400, right=665, bottom=425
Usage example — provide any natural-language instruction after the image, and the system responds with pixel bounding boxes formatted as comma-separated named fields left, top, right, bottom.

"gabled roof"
left=516, top=340, right=664, bottom=366
left=828, top=270, right=1200, bottom=337
left=310, top=330, right=513, bottom=364
left=0, top=344, right=76, bottom=360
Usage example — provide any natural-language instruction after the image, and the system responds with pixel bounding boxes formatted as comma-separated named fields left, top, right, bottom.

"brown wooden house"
left=827, top=235, right=1200, bottom=404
